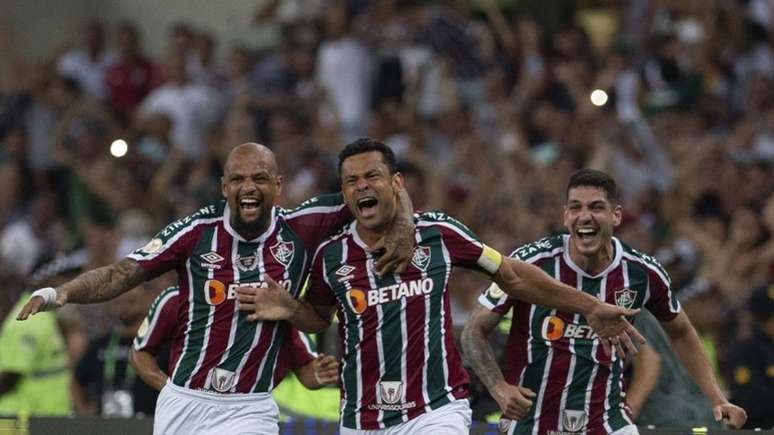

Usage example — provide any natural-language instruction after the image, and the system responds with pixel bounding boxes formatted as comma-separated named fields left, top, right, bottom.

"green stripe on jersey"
left=146, top=286, right=178, bottom=321
left=376, top=270, right=403, bottom=425
left=253, top=325, right=285, bottom=391
left=424, top=226, right=452, bottom=410
left=563, top=276, right=601, bottom=413
left=173, top=227, right=217, bottom=385
left=605, top=360, right=629, bottom=430
left=218, top=240, right=263, bottom=372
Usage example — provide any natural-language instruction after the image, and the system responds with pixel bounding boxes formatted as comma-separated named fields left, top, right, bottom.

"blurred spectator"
left=57, top=19, right=115, bottom=101
left=726, top=284, right=774, bottom=429
left=104, top=22, right=159, bottom=123
left=72, top=284, right=162, bottom=417
left=0, top=291, right=70, bottom=416
left=316, top=0, right=373, bottom=141
left=138, top=52, right=220, bottom=159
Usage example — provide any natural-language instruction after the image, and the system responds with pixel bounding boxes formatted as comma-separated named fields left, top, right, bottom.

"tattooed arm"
left=461, top=304, right=535, bottom=420
left=17, top=258, right=147, bottom=320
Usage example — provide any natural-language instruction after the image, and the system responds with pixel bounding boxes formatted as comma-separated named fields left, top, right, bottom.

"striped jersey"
left=127, top=194, right=349, bottom=394
left=306, top=211, right=503, bottom=430
left=479, top=234, right=680, bottom=435
left=134, top=287, right=317, bottom=387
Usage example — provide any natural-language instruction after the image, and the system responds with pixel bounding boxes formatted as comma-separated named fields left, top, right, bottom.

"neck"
left=355, top=222, right=387, bottom=248
left=569, top=238, right=615, bottom=275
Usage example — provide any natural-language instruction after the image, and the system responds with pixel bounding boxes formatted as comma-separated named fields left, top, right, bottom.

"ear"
left=562, top=205, right=571, bottom=230
left=275, top=174, right=283, bottom=197
left=392, top=172, right=405, bottom=192
left=612, top=204, right=622, bottom=227
left=221, top=176, right=227, bottom=198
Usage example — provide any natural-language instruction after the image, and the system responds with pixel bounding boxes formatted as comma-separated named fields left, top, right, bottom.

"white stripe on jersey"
left=127, top=217, right=222, bottom=263
left=187, top=231, right=220, bottom=388
left=134, top=289, right=179, bottom=350
left=437, top=236, right=455, bottom=403
left=556, top=273, right=582, bottom=431
left=365, top=250, right=387, bottom=429
left=530, top=257, right=561, bottom=435
left=231, top=237, right=264, bottom=388
left=249, top=240, right=273, bottom=392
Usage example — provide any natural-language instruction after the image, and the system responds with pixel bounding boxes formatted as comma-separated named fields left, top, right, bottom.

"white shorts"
left=340, top=399, right=472, bottom=435
left=153, top=380, right=279, bottom=435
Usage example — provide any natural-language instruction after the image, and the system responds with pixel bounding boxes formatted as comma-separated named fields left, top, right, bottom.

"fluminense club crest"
left=614, top=288, right=637, bottom=309
left=270, top=241, right=295, bottom=268
left=411, top=246, right=431, bottom=271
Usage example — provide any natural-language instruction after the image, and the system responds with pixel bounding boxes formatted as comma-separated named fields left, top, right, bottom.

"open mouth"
left=357, top=196, right=378, bottom=218
left=239, top=197, right=260, bottom=213
left=576, top=227, right=598, bottom=242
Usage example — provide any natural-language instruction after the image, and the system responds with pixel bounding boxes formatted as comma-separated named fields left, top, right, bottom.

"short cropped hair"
left=566, top=168, right=620, bottom=204
left=338, top=137, right=398, bottom=177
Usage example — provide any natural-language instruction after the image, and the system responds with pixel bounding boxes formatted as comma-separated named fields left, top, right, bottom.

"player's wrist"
left=31, top=287, right=64, bottom=310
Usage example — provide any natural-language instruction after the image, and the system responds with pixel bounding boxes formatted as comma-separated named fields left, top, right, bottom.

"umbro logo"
left=200, top=251, right=224, bottom=270
left=336, top=265, right=356, bottom=282
left=201, top=252, right=224, bottom=264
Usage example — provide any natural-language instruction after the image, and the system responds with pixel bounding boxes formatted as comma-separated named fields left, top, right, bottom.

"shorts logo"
left=270, top=241, right=294, bottom=268
left=236, top=249, right=260, bottom=272
left=204, top=279, right=227, bottom=305
left=140, top=238, right=163, bottom=254
left=562, top=409, right=587, bottom=432
left=378, top=381, right=404, bottom=404
left=411, top=246, right=431, bottom=271
left=614, top=288, right=637, bottom=309
left=210, top=367, right=235, bottom=393
left=542, top=316, right=565, bottom=341
left=346, top=289, right=367, bottom=314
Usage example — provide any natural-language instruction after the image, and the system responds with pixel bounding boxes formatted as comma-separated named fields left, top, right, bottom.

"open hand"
left=236, top=275, right=297, bottom=322
left=586, top=302, right=645, bottom=358
left=369, top=217, right=415, bottom=277
left=17, top=288, right=66, bottom=320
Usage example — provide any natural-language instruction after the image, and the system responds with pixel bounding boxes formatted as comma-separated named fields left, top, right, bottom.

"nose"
left=355, top=177, right=368, bottom=191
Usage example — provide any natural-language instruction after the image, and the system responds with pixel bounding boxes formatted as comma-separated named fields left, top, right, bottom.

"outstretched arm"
left=461, top=304, right=535, bottom=420
left=661, top=312, right=747, bottom=428
left=493, top=257, right=644, bottom=356
left=17, top=258, right=147, bottom=320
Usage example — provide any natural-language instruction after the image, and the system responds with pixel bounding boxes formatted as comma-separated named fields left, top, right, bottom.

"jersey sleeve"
left=284, top=327, right=317, bottom=370
left=304, top=246, right=339, bottom=307
left=134, top=287, right=180, bottom=353
left=126, top=205, right=217, bottom=277
left=419, top=211, right=502, bottom=276
left=642, top=259, right=681, bottom=322
left=477, top=282, right=513, bottom=315
left=282, top=193, right=352, bottom=250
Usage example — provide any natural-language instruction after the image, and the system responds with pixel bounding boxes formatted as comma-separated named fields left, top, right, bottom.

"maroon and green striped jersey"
left=479, top=234, right=680, bottom=435
left=133, top=287, right=316, bottom=388
left=127, top=194, right=350, bottom=394
left=306, top=211, right=503, bottom=430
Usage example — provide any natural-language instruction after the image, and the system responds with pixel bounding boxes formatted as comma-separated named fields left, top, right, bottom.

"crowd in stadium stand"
left=0, top=0, right=771, bottom=428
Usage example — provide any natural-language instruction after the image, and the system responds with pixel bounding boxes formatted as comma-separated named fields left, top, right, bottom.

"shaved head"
left=224, top=142, right=278, bottom=177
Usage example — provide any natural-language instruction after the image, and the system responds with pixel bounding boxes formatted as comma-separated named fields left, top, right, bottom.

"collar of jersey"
left=223, top=204, right=277, bottom=243
left=561, top=234, right=623, bottom=279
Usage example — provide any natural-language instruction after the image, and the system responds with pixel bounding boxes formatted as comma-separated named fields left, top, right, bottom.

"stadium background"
left=0, top=0, right=772, bottom=433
